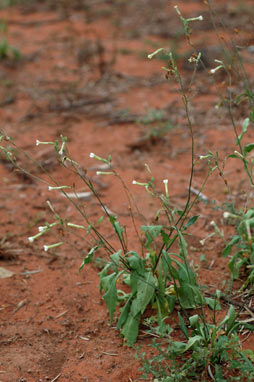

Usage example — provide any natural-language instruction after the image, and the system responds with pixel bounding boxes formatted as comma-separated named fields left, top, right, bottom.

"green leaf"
left=171, top=341, right=186, bottom=354
left=178, top=312, right=189, bottom=339
left=185, top=215, right=199, bottom=228
left=226, top=305, right=237, bottom=334
left=114, top=221, right=124, bottom=239
left=237, top=118, right=250, bottom=144
left=205, top=297, right=221, bottom=311
left=117, top=294, right=134, bottom=329
left=184, top=335, right=203, bottom=352
left=121, top=313, right=141, bottom=346
left=136, top=272, right=156, bottom=314
left=165, top=295, right=176, bottom=313
left=110, top=216, right=124, bottom=240
left=189, top=314, right=200, bottom=330
left=110, top=250, right=122, bottom=269
left=79, top=245, right=100, bottom=272
left=141, top=225, right=163, bottom=248
left=222, top=235, right=241, bottom=257
left=244, top=143, right=254, bottom=156
left=103, top=272, right=122, bottom=325
left=250, top=109, right=254, bottom=123
left=178, top=231, right=188, bottom=260
left=127, top=252, right=145, bottom=274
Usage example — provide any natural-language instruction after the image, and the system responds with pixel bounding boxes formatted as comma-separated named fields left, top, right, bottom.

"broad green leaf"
left=189, top=314, right=199, bottom=329
left=205, top=297, right=221, bottom=311
left=136, top=272, right=156, bottom=314
left=184, top=335, right=203, bottom=352
left=103, top=272, right=123, bottom=324
left=121, top=313, right=141, bottom=346
left=127, top=252, right=145, bottom=274
left=171, top=341, right=186, bottom=354
left=98, top=263, right=113, bottom=291
left=130, top=297, right=141, bottom=317
left=117, top=294, right=134, bottom=329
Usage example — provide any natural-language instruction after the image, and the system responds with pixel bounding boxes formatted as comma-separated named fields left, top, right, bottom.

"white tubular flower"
left=36, top=140, right=54, bottom=146
left=48, top=185, right=71, bottom=191
left=38, top=222, right=59, bottom=232
left=163, top=179, right=169, bottom=197
left=187, top=15, right=203, bottom=22
left=132, top=180, right=148, bottom=187
left=67, top=222, right=85, bottom=229
left=28, top=229, right=49, bottom=243
left=43, top=242, right=64, bottom=252
left=199, top=154, right=212, bottom=160
left=147, top=48, right=164, bottom=60
left=174, top=5, right=181, bottom=16
left=96, top=171, right=114, bottom=176
left=89, top=152, right=108, bottom=163
left=210, top=66, right=223, bottom=74
left=234, top=150, right=245, bottom=160
left=58, top=142, right=66, bottom=156
left=223, top=212, right=238, bottom=219
left=223, top=212, right=230, bottom=219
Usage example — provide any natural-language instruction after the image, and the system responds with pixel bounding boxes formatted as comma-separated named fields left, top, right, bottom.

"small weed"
left=138, top=309, right=254, bottom=381
left=0, top=19, right=20, bottom=60
left=223, top=208, right=254, bottom=290
left=136, top=108, right=174, bottom=143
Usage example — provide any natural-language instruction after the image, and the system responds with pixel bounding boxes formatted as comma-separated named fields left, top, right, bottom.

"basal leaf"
left=103, top=272, right=123, bottom=325
left=117, top=294, right=133, bottom=329
left=205, top=297, right=221, bottom=311
left=121, top=313, right=141, bottom=346
left=178, top=312, right=189, bottom=339
left=136, top=272, right=156, bottom=314
left=184, top=335, right=203, bottom=352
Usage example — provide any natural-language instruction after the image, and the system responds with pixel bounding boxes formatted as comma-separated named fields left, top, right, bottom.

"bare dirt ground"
left=0, top=0, right=254, bottom=381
